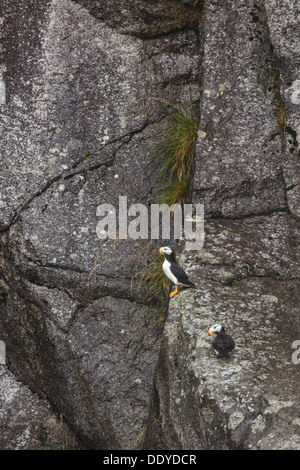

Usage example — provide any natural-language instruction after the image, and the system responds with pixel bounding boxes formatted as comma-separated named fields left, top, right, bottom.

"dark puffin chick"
left=208, top=323, right=235, bottom=358
left=158, top=246, right=196, bottom=298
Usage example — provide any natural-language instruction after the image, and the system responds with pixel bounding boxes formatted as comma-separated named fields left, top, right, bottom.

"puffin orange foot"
left=169, top=286, right=178, bottom=298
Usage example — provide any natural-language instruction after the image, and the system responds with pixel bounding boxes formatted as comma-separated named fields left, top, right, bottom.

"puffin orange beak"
left=158, top=248, right=162, bottom=254
left=208, top=328, right=213, bottom=336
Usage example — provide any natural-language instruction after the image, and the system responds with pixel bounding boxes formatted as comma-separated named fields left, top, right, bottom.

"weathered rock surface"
left=0, top=0, right=201, bottom=449
left=73, top=0, right=202, bottom=38
left=192, top=0, right=287, bottom=218
left=265, top=0, right=300, bottom=219
left=0, top=366, right=76, bottom=450
left=1, top=0, right=300, bottom=451
left=145, top=0, right=300, bottom=450
left=145, top=220, right=300, bottom=449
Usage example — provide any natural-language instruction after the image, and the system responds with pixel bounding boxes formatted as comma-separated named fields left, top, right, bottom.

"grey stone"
left=0, top=0, right=201, bottom=450
left=0, top=366, right=76, bottom=450
left=145, top=277, right=300, bottom=449
left=73, top=0, right=202, bottom=38
left=192, top=0, right=287, bottom=218
left=265, top=0, right=300, bottom=218
left=145, top=0, right=300, bottom=450
left=1, top=0, right=300, bottom=452
left=178, top=213, right=300, bottom=285
left=0, top=0, right=201, bottom=230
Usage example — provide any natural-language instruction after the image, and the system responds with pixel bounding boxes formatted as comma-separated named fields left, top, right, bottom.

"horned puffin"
left=208, top=324, right=235, bottom=357
left=158, top=246, right=196, bottom=298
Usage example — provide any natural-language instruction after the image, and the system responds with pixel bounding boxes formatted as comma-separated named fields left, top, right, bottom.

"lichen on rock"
left=0, top=0, right=300, bottom=451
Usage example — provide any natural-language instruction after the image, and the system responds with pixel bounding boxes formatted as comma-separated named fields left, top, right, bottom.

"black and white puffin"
left=158, top=246, right=196, bottom=298
left=208, top=323, right=235, bottom=357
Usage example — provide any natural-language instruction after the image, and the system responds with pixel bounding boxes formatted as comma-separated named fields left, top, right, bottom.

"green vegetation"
left=269, top=69, right=287, bottom=141
left=158, top=178, right=189, bottom=207
left=87, top=99, right=200, bottom=325
left=88, top=240, right=169, bottom=322
left=82, top=153, right=97, bottom=161
left=60, top=414, right=79, bottom=450
left=131, top=242, right=170, bottom=315
left=137, top=427, right=147, bottom=447
left=130, top=99, right=199, bottom=318
left=148, top=99, right=199, bottom=207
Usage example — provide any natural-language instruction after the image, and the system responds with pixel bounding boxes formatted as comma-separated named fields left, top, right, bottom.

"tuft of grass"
left=131, top=243, right=170, bottom=315
left=137, top=427, right=147, bottom=447
left=269, top=69, right=287, bottom=141
left=148, top=99, right=199, bottom=206
left=158, top=178, right=190, bottom=207
left=60, top=414, right=80, bottom=450
left=276, top=96, right=287, bottom=135
left=269, top=69, right=281, bottom=92
left=81, top=152, right=98, bottom=161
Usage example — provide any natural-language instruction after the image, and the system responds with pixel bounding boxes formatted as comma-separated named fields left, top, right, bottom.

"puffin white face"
left=158, top=246, right=173, bottom=256
left=208, top=323, right=223, bottom=336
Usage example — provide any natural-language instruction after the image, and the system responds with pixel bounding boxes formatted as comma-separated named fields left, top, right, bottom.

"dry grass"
left=148, top=99, right=199, bottom=206
left=158, top=178, right=190, bottom=207
left=131, top=242, right=170, bottom=314
left=86, top=239, right=169, bottom=320
left=276, top=97, right=287, bottom=137
left=60, top=414, right=79, bottom=450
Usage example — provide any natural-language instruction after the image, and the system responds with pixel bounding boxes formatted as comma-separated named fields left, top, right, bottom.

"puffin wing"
left=213, top=335, right=235, bottom=356
left=224, top=335, right=235, bottom=352
left=169, top=262, right=195, bottom=286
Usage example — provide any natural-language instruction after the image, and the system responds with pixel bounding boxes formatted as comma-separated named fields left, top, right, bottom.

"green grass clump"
left=130, top=99, right=199, bottom=320
left=149, top=99, right=199, bottom=206
left=60, top=414, right=80, bottom=450
left=131, top=243, right=170, bottom=315
left=158, top=178, right=190, bottom=207
left=269, top=69, right=286, bottom=140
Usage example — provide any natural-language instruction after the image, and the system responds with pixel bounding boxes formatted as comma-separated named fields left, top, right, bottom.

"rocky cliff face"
left=0, top=0, right=299, bottom=450
left=145, top=0, right=300, bottom=450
